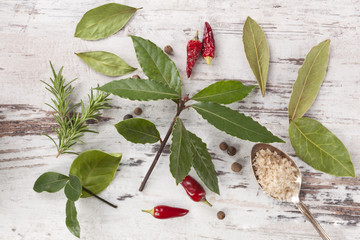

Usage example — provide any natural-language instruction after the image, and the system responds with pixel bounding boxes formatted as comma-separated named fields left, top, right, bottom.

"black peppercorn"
left=219, top=142, right=228, bottom=151
left=217, top=211, right=225, bottom=220
left=134, top=107, right=143, bottom=115
left=231, top=162, right=242, bottom=172
left=123, top=114, right=133, bottom=120
left=164, top=45, right=173, bottom=55
left=227, top=146, right=237, bottom=156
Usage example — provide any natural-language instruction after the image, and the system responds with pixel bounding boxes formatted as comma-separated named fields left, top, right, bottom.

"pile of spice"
left=252, top=149, right=300, bottom=202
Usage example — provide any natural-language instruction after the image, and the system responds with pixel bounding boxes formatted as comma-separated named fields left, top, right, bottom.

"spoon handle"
left=296, top=201, right=331, bottom=240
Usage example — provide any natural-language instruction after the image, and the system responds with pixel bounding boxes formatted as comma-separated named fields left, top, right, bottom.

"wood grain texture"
left=1, top=0, right=359, bottom=239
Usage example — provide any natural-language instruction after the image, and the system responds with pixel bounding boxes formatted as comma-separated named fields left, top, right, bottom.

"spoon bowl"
left=251, top=143, right=331, bottom=240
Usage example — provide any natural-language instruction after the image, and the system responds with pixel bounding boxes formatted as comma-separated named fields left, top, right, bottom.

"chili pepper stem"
left=142, top=208, right=155, bottom=216
left=204, top=56, right=213, bottom=65
left=202, top=198, right=213, bottom=207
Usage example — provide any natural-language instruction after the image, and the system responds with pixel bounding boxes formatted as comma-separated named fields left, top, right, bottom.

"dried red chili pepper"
left=186, top=31, right=202, bottom=78
left=142, top=205, right=189, bottom=219
left=202, top=22, right=215, bottom=65
left=181, top=175, right=212, bottom=207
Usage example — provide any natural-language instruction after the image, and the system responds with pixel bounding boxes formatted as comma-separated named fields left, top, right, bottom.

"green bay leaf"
left=288, top=40, right=330, bottom=122
left=192, top=102, right=284, bottom=143
left=97, top=78, right=180, bottom=101
left=64, top=175, right=82, bottom=202
left=75, top=51, right=136, bottom=76
left=170, top=118, right=193, bottom=184
left=289, top=117, right=355, bottom=177
left=192, top=80, right=256, bottom=104
left=115, top=118, right=160, bottom=144
left=187, top=131, right=219, bottom=194
left=33, top=172, right=69, bottom=193
left=65, top=200, right=80, bottom=238
left=69, top=150, right=122, bottom=198
left=130, top=35, right=181, bottom=94
left=74, top=3, right=139, bottom=40
left=243, top=16, right=269, bottom=97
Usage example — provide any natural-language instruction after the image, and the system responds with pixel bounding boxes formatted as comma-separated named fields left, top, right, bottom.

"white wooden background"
left=1, top=0, right=360, bottom=239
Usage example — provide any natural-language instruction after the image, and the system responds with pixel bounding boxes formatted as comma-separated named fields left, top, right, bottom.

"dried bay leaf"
left=33, top=172, right=69, bottom=193
left=115, top=118, right=160, bottom=144
left=289, top=117, right=355, bottom=177
left=243, top=17, right=269, bottom=97
left=64, top=175, right=82, bottom=202
left=288, top=40, right=330, bottom=122
left=66, top=200, right=80, bottom=238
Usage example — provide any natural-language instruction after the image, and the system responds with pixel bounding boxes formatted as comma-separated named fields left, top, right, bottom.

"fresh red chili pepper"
left=181, top=175, right=212, bottom=207
left=202, top=22, right=215, bottom=65
left=142, top=205, right=189, bottom=219
left=186, top=30, right=202, bottom=78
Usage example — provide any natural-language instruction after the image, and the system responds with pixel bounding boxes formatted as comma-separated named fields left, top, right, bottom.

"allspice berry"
left=231, top=162, right=242, bottom=173
left=227, top=146, right=237, bottom=156
left=164, top=45, right=173, bottom=55
left=123, top=114, right=133, bottom=120
left=217, top=211, right=225, bottom=220
left=134, top=107, right=143, bottom=115
left=132, top=75, right=140, bottom=79
left=219, top=142, right=228, bottom=151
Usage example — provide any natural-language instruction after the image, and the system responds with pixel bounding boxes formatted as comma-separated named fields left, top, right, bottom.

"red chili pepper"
left=186, top=31, right=202, bottom=78
left=181, top=175, right=212, bottom=207
left=142, top=205, right=189, bottom=219
left=202, top=22, right=215, bottom=65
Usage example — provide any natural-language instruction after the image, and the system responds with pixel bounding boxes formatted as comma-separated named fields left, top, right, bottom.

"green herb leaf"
left=66, top=200, right=80, bottom=238
left=64, top=175, right=82, bottom=202
left=75, top=51, right=136, bottom=76
left=243, top=16, right=269, bottom=97
left=187, top=131, right=219, bottom=194
left=74, top=3, right=139, bottom=40
left=289, top=117, right=354, bottom=177
left=130, top=35, right=181, bottom=94
left=192, top=80, right=256, bottom=104
left=192, top=102, right=284, bottom=143
left=115, top=118, right=160, bottom=144
left=288, top=40, right=330, bottom=122
left=69, top=150, right=122, bottom=197
left=97, top=78, right=180, bottom=101
left=170, top=118, right=193, bottom=184
left=33, top=172, right=69, bottom=193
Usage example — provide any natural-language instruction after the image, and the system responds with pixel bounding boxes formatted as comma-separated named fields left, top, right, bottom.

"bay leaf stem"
left=139, top=100, right=185, bottom=191
left=82, top=186, right=118, bottom=208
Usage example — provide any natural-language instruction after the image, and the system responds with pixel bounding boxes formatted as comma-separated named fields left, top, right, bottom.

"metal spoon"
left=251, top=143, right=331, bottom=240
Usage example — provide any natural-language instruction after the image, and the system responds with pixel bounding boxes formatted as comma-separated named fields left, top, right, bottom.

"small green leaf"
left=74, top=3, right=139, bottom=40
left=289, top=117, right=355, bottom=177
left=64, top=175, right=82, bottom=202
left=33, top=172, right=69, bottom=193
left=115, top=118, right=160, bottom=144
left=69, top=150, right=122, bottom=198
left=130, top=35, right=181, bottom=94
left=192, top=80, right=256, bottom=104
left=75, top=51, right=136, bottom=76
left=170, top=118, right=193, bottom=184
left=66, top=200, right=80, bottom=238
left=187, top=131, right=219, bottom=194
left=192, top=102, right=284, bottom=143
left=97, top=78, right=180, bottom=101
left=288, top=40, right=330, bottom=122
left=243, top=16, right=269, bottom=97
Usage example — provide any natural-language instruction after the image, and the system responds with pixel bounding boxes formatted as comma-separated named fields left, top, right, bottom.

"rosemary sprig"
left=42, top=62, right=111, bottom=157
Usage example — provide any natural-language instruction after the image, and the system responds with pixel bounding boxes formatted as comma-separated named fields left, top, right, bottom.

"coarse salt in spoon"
left=251, top=143, right=331, bottom=240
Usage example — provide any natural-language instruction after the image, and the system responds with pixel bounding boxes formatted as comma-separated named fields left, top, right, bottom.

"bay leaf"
left=192, top=80, right=256, bottom=104
left=243, top=16, right=269, bottom=97
left=169, top=118, right=193, bottom=184
left=115, top=118, right=160, bottom=144
left=289, top=117, right=355, bottom=177
left=74, top=3, right=139, bottom=40
left=69, top=150, right=122, bottom=198
left=131, top=35, right=182, bottom=94
left=97, top=78, right=180, bottom=101
left=192, top=102, right=284, bottom=143
left=64, top=175, right=82, bottom=202
left=288, top=40, right=330, bottom=122
left=33, top=172, right=69, bottom=193
left=65, top=200, right=80, bottom=238
left=75, top=51, right=136, bottom=76
left=187, top=131, right=219, bottom=194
